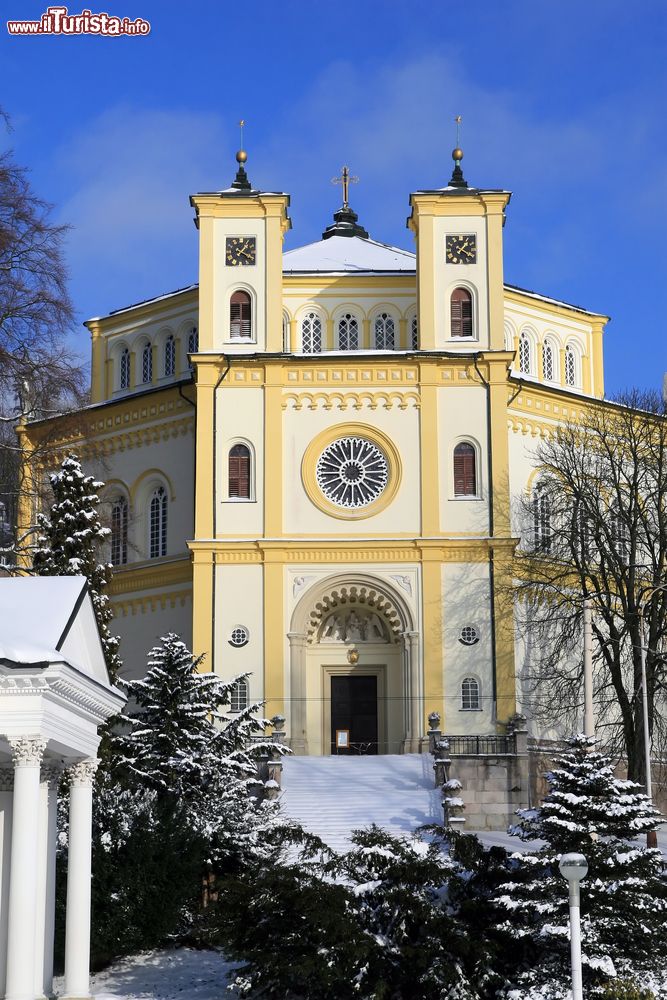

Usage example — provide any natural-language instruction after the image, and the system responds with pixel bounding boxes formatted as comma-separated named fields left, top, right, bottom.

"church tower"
left=189, top=135, right=291, bottom=355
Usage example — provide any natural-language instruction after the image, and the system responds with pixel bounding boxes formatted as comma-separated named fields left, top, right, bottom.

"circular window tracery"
left=229, top=626, right=250, bottom=648
left=459, top=625, right=480, bottom=646
left=316, top=437, right=389, bottom=509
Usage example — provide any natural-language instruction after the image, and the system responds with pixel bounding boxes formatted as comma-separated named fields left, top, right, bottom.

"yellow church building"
left=22, top=146, right=608, bottom=756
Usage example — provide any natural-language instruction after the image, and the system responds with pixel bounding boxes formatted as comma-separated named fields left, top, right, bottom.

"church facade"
left=22, top=150, right=608, bottom=755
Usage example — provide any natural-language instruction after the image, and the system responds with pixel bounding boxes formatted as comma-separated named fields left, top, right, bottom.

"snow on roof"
left=282, top=235, right=416, bottom=274
left=0, top=576, right=89, bottom=664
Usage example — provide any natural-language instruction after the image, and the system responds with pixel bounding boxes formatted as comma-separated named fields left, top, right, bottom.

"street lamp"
left=559, top=852, right=588, bottom=1000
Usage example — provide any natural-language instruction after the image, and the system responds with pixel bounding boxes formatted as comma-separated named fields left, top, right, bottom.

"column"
left=0, top=769, right=14, bottom=998
left=62, top=759, right=99, bottom=1000
left=287, top=632, right=308, bottom=755
left=34, top=765, right=60, bottom=1000
left=5, top=736, right=47, bottom=1000
left=402, top=631, right=421, bottom=753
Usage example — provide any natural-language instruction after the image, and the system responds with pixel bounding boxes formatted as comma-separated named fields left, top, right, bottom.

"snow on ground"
left=53, top=948, right=238, bottom=1000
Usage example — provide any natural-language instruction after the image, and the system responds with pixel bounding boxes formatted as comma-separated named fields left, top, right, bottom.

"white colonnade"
left=0, top=740, right=98, bottom=1000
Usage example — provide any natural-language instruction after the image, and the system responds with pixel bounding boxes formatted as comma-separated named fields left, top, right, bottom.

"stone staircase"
left=279, top=753, right=443, bottom=853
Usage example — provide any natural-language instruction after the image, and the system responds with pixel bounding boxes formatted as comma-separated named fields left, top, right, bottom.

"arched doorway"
left=288, top=577, right=420, bottom=756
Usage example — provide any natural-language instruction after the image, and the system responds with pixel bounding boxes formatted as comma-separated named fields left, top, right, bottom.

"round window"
left=229, top=626, right=250, bottom=648
left=316, top=436, right=389, bottom=509
left=459, top=625, right=480, bottom=646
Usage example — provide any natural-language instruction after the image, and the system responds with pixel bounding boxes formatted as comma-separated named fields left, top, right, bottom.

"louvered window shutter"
left=454, top=443, right=476, bottom=496
left=229, top=446, right=250, bottom=498
left=450, top=288, right=473, bottom=338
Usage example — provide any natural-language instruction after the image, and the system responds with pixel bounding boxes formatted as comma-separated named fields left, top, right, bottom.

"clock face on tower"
left=226, top=236, right=257, bottom=266
left=446, top=233, right=477, bottom=265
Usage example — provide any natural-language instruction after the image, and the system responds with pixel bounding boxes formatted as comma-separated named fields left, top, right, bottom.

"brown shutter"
left=450, top=288, right=473, bottom=338
left=229, top=445, right=250, bottom=498
left=454, top=443, right=476, bottom=496
left=231, top=291, right=252, bottom=338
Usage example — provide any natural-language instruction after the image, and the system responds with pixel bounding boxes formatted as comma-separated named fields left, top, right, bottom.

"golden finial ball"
left=236, top=149, right=248, bottom=164
left=452, top=147, right=464, bottom=162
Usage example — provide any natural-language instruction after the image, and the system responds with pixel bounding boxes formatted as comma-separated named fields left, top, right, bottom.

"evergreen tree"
left=83, top=634, right=286, bottom=965
left=493, top=735, right=667, bottom=998
left=32, top=453, right=121, bottom=678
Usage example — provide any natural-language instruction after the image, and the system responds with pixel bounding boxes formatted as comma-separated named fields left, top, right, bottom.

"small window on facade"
left=230, top=677, right=249, bottom=712
left=302, top=312, right=323, bottom=354
left=164, top=334, right=176, bottom=377
left=519, top=333, right=532, bottom=374
left=141, top=342, right=153, bottom=384
left=338, top=313, right=359, bottom=351
left=542, top=341, right=554, bottom=382
left=228, top=444, right=251, bottom=499
left=374, top=313, right=395, bottom=350
left=450, top=288, right=473, bottom=338
left=229, top=626, right=250, bottom=648
left=565, top=345, right=576, bottom=387
left=149, top=486, right=167, bottom=559
left=461, top=677, right=480, bottom=710
left=119, top=348, right=130, bottom=390
left=453, top=442, right=477, bottom=497
left=230, top=291, right=252, bottom=339
left=411, top=315, right=418, bottom=350
left=110, top=496, right=128, bottom=566
left=459, top=625, right=480, bottom=646
left=532, top=489, right=552, bottom=552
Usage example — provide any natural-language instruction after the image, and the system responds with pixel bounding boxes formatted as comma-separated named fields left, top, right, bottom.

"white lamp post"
left=559, top=852, right=588, bottom=1000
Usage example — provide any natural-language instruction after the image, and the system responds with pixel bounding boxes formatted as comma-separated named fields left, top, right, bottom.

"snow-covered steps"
left=279, top=753, right=442, bottom=853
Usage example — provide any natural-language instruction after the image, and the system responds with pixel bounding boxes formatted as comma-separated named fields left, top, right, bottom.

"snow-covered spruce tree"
left=32, top=453, right=121, bottom=679
left=111, top=633, right=285, bottom=869
left=493, top=735, right=667, bottom=998
left=87, top=634, right=287, bottom=963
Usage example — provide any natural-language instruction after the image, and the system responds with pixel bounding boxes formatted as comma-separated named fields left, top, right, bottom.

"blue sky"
left=2, top=0, right=666, bottom=395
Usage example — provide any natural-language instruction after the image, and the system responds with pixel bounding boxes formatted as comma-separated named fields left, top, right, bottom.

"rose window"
left=316, top=437, right=389, bottom=509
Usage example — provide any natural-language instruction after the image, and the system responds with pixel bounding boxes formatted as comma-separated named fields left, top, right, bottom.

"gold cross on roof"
left=331, top=165, right=359, bottom=209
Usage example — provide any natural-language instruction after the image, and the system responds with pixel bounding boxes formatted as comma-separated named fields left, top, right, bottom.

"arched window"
left=519, top=333, right=532, bottom=374
left=230, top=291, right=252, bottom=339
left=450, top=288, right=473, bottom=338
left=188, top=326, right=198, bottom=370
left=374, top=313, right=395, bottom=350
left=565, top=344, right=577, bottom=387
left=542, top=341, right=555, bottom=382
left=110, top=496, right=128, bottom=566
left=532, top=488, right=552, bottom=552
left=337, top=313, right=359, bottom=351
left=149, top=486, right=167, bottom=558
left=411, top=315, right=418, bottom=350
left=301, top=312, right=322, bottom=354
left=453, top=442, right=477, bottom=497
left=141, top=342, right=153, bottom=384
left=230, top=677, right=249, bottom=713
left=461, top=677, right=480, bottom=711
left=119, top=348, right=130, bottom=390
left=164, top=334, right=176, bottom=377
left=228, top=444, right=251, bottom=500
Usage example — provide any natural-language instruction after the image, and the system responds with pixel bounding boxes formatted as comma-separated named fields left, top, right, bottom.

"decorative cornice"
left=282, top=390, right=420, bottom=412
left=187, top=538, right=514, bottom=564
left=109, top=558, right=192, bottom=597
left=111, top=587, right=192, bottom=617
left=67, top=758, right=99, bottom=786
left=0, top=667, right=125, bottom=724
left=9, top=736, right=47, bottom=766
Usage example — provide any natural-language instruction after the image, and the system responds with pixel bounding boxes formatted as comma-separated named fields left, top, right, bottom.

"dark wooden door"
left=330, top=675, right=378, bottom=754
